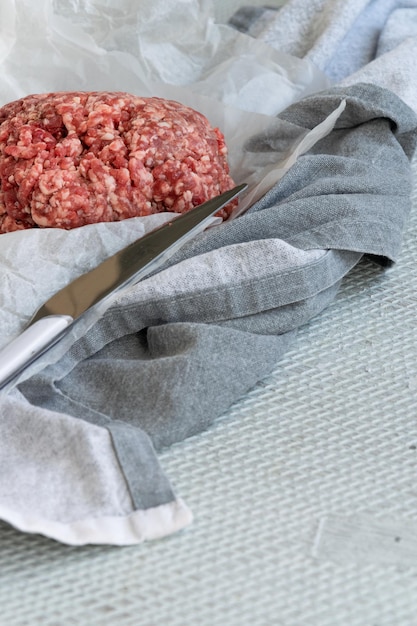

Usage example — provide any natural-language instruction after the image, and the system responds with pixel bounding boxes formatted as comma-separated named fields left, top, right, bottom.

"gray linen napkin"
left=3, top=0, right=417, bottom=545
left=10, top=81, right=416, bottom=543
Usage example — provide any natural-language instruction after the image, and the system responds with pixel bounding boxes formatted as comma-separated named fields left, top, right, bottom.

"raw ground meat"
left=0, top=91, right=236, bottom=234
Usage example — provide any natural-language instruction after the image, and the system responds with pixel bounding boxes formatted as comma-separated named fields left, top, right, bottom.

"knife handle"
left=0, top=315, right=73, bottom=388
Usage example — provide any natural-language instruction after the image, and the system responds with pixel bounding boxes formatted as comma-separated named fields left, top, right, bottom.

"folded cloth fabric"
left=2, top=80, right=415, bottom=545
left=2, top=0, right=417, bottom=546
left=231, top=0, right=417, bottom=113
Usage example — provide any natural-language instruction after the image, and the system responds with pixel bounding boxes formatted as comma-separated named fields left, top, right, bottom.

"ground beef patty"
left=0, top=91, right=236, bottom=233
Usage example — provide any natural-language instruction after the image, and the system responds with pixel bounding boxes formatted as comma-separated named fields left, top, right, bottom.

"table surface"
left=2, top=3, right=417, bottom=626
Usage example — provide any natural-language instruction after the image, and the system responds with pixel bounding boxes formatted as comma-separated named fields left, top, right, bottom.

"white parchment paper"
left=0, top=0, right=340, bottom=370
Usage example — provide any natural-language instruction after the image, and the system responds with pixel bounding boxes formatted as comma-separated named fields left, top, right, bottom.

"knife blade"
left=0, top=183, right=247, bottom=389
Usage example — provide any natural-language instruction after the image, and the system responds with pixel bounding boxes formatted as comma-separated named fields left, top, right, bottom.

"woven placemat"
left=1, top=162, right=417, bottom=626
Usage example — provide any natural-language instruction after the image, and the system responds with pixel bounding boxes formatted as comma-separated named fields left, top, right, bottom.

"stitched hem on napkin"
left=0, top=500, right=192, bottom=546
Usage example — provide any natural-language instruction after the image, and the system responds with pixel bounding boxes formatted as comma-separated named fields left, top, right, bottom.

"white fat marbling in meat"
left=0, top=92, right=235, bottom=233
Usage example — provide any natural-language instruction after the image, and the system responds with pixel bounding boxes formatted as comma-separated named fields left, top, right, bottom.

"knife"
left=0, top=183, right=247, bottom=389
